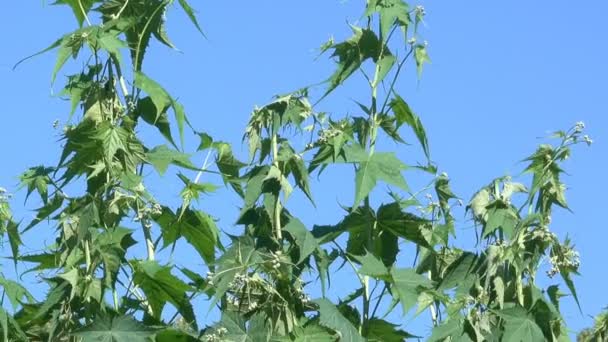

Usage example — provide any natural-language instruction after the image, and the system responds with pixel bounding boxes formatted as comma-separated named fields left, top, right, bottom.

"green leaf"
left=354, top=152, right=408, bottom=208
left=365, top=0, right=411, bottom=39
left=376, top=202, right=432, bottom=248
left=375, top=54, right=396, bottom=86
left=146, top=145, right=197, bottom=175
left=24, top=194, right=64, bottom=232
left=72, top=315, right=156, bottom=342
left=428, top=318, right=465, bottom=342
left=134, top=72, right=172, bottom=118
left=495, top=307, right=545, bottom=342
left=93, top=227, right=136, bottom=288
left=215, top=312, right=271, bottom=342
left=135, top=72, right=187, bottom=147
left=352, top=251, right=389, bottom=279
left=136, top=97, right=177, bottom=149
left=414, top=44, right=431, bottom=78
left=322, top=26, right=382, bottom=99
left=437, top=252, right=478, bottom=292
left=53, top=0, right=96, bottom=26
left=389, top=95, right=430, bottom=159
left=19, top=166, right=54, bottom=204
left=173, top=208, right=219, bottom=264
left=484, top=206, right=518, bottom=239
left=390, top=268, right=431, bottom=314
left=366, top=318, right=417, bottom=341
left=209, top=237, right=262, bottom=310
left=0, top=276, right=33, bottom=310
left=132, top=260, right=195, bottom=326
left=292, top=323, right=335, bottom=341
left=284, top=217, right=319, bottom=264
left=314, top=298, right=364, bottom=342
left=6, top=220, right=22, bottom=268
left=177, top=0, right=206, bottom=37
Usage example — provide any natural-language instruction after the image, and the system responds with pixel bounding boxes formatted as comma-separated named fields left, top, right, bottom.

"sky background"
left=1, top=0, right=607, bottom=338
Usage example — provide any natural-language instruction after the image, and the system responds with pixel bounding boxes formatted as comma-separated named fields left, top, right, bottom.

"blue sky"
left=1, top=0, right=607, bottom=337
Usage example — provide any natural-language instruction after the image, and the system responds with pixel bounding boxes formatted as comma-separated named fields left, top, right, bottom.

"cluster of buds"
left=134, top=202, right=162, bottom=228
left=63, top=125, right=75, bottom=134
left=415, top=5, right=426, bottom=17
left=269, top=250, right=283, bottom=270
left=228, top=272, right=251, bottom=290
left=294, top=280, right=311, bottom=305
left=226, top=293, right=259, bottom=312
left=583, top=135, right=593, bottom=146
left=206, top=271, right=215, bottom=286
left=203, top=327, right=228, bottom=342
left=530, top=225, right=557, bottom=243
left=573, top=121, right=593, bottom=146
left=0, top=187, right=10, bottom=202
left=547, top=246, right=580, bottom=278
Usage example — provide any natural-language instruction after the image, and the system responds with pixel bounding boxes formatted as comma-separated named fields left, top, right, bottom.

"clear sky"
left=1, top=0, right=607, bottom=337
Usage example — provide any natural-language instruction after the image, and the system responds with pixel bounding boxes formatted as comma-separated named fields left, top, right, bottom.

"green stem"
left=271, top=132, right=283, bottom=241
left=142, top=223, right=155, bottom=261
left=77, top=0, right=92, bottom=26
left=361, top=17, right=388, bottom=337
left=84, top=239, right=92, bottom=272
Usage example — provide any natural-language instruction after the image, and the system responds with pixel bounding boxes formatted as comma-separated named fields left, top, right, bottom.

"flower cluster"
left=547, top=246, right=580, bottom=278
left=134, top=202, right=162, bottom=229
left=203, top=327, right=228, bottom=342
left=293, top=279, right=311, bottom=305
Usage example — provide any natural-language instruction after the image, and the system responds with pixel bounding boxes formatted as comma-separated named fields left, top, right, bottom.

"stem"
left=77, top=0, right=92, bottom=26
left=194, top=149, right=213, bottom=184
left=113, top=289, right=119, bottom=311
left=428, top=271, right=439, bottom=326
left=115, top=0, right=130, bottom=19
left=271, top=132, right=283, bottom=240
left=142, top=223, right=155, bottom=261
left=361, top=17, right=387, bottom=336
left=84, top=239, right=92, bottom=272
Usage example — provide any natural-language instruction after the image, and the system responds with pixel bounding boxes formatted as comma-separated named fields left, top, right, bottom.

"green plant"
left=1, top=0, right=593, bottom=341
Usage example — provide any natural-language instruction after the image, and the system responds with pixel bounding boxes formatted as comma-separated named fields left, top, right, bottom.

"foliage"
left=577, top=308, right=608, bottom=342
left=1, top=1, right=595, bottom=341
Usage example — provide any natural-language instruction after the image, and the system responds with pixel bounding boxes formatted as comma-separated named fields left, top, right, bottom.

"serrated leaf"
left=365, top=0, right=411, bottom=39
left=390, top=268, right=431, bottom=314
left=366, top=318, right=417, bottom=341
left=0, top=276, right=33, bottom=310
left=177, top=0, right=206, bottom=37
left=484, top=207, right=518, bottom=239
left=354, top=152, right=408, bottom=208
left=495, top=307, right=545, bottom=342
left=146, top=145, right=197, bottom=175
left=428, top=318, right=465, bottom=342
left=174, top=208, right=219, bottom=264
left=72, top=315, right=155, bottom=342
left=134, top=72, right=187, bottom=147
left=314, top=298, right=364, bottom=342
left=292, top=323, right=335, bottom=341
left=389, top=95, right=429, bottom=159
left=284, top=217, right=319, bottom=264
left=376, top=202, right=432, bottom=248
left=136, top=97, right=177, bottom=149
left=322, top=26, right=382, bottom=99
left=352, top=251, right=389, bottom=279
left=132, top=260, right=195, bottom=326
